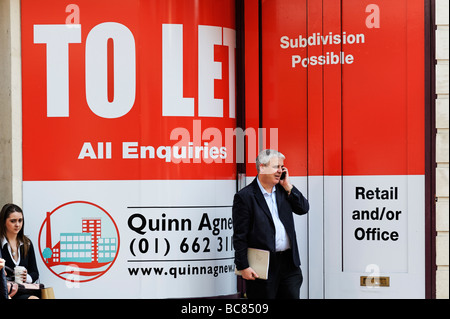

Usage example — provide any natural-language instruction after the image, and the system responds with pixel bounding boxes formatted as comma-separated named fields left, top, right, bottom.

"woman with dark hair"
left=0, top=203, right=39, bottom=299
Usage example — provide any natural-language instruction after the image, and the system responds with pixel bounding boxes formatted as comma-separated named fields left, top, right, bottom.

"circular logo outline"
left=38, top=201, right=120, bottom=283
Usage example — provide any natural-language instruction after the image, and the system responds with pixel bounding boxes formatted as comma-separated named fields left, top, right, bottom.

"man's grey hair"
left=255, top=149, right=285, bottom=173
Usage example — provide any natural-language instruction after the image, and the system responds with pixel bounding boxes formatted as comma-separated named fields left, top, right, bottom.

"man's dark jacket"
left=232, top=178, right=310, bottom=270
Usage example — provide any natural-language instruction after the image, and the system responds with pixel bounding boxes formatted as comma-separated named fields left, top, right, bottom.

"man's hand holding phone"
left=279, top=167, right=293, bottom=194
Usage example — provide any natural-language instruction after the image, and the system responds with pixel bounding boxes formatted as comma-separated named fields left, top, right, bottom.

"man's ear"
left=259, top=164, right=266, bottom=174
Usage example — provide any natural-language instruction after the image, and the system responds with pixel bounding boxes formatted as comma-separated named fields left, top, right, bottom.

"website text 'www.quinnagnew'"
left=128, top=264, right=235, bottom=279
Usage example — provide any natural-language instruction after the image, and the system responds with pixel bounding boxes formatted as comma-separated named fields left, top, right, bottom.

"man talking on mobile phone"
left=232, top=149, right=310, bottom=299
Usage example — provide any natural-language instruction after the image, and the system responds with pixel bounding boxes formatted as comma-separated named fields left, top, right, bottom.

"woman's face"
left=5, top=211, right=23, bottom=236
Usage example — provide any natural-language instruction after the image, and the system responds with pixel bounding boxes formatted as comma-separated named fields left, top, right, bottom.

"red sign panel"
left=246, top=0, right=424, bottom=177
left=22, top=0, right=236, bottom=181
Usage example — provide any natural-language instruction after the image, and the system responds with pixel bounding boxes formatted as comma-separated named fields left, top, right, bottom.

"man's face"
left=259, top=157, right=284, bottom=187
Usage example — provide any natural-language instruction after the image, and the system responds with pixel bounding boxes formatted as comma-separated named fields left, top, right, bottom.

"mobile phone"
left=280, top=171, right=286, bottom=180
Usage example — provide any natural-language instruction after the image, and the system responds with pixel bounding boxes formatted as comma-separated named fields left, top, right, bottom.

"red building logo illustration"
left=38, top=201, right=120, bottom=283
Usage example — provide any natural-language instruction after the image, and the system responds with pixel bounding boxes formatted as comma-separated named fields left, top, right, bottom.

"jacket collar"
left=1, top=237, right=23, bottom=249
left=252, top=177, right=284, bottom=217
left=251, top=177, right=273, bottom=221
left=1, top=237, right=8, bottom=249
